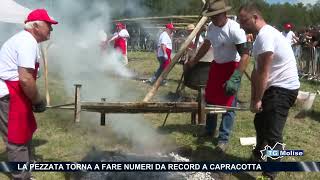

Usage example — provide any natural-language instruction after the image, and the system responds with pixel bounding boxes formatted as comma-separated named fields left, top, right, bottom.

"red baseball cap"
left=116, top=22, right=125, bottom=29
left=284, top=23, right=292, bottom=30
left=165, top=23, right=175, bottom=30
left=25, top=9, right=58, bottom=24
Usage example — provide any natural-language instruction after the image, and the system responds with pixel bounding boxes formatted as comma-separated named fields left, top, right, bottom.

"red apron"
left=205, top=61, right=239, bottom=107
left=5, top=63, right=39, bottom=144
left=114, top=37, right=127, bottom=55
left=162, top=48, right=172, bottom=69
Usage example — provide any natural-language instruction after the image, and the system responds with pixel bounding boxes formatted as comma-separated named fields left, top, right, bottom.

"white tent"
left=0, top=0, right=30, bottom=24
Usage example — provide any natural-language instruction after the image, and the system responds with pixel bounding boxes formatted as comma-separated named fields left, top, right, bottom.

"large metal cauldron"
left=183, top=47, right=213, bottom=90
left=184, top=61, right=211, bottom=90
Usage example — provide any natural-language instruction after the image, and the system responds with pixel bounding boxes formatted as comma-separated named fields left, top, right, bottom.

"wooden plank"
left=40, top=44, right=50, bottom=106
left=113, top=15, right=199, bottom=22
left=80, top=101, right=198, bottom=113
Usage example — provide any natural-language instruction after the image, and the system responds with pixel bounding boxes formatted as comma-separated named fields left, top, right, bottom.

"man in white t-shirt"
left=282, top=23, right=300, bottom=59
left=239, top=3, right=300, bottom=179
left=282, top=23, right=299, bottom=46
left=0, top=9, right=58, bottom=179
left=184, top=0, right=250, bottom=153
left=108, top=23, right=130, bottom=65
left=146, top=23, right=174, bottom=85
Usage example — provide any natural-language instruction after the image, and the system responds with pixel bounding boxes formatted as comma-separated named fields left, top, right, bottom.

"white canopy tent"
left=0, top=0, right=30, bottom=24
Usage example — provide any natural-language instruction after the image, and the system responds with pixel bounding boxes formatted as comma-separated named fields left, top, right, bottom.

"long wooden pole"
left=143, top=16, right=208, bottom=102
left=40, top=44, right=50, bottom=106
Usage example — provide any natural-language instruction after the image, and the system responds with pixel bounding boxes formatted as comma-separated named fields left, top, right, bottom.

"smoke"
left=10, top=0, right=170, bottom=153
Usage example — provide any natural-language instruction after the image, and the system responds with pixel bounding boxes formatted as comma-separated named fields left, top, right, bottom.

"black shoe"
left=250, top=149, right=265, bottom=162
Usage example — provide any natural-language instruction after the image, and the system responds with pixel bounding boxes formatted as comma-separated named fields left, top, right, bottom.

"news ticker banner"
left=0, top=162, right=319, bottom=172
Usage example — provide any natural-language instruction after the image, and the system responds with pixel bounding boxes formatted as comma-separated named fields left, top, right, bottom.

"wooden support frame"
left=197, top=85, right=206, bottom=124
left=100, top=98, right=106, bottom=126
left=50, top=85, right=250, bottom=126
left=74, top=84, right=82, bottom=123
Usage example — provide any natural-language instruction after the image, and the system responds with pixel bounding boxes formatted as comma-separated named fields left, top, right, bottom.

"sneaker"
left=256, top=175, right=272, bottom=180
left=260, top=172, right=276, bottom=180
left=142, top=79, right=153, bottom=85
left=215, top=142, right=229, bottom=153
left=160, top=80, right=167, bottom=86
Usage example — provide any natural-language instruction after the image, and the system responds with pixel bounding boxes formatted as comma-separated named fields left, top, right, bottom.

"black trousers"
left=253, top=86, right=298, bottom=160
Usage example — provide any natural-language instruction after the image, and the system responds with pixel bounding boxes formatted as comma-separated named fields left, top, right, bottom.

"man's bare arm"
left=254, top=51, right=274, bottom=102
left=251, top=67, right=257, bottom=102
left=186, top=39, right=211, bottom=67
left=235, top=43, right=250, bottom=73
left=18, top=67, right=41, bottom=104
left=161, top=44, right=167, bottom=57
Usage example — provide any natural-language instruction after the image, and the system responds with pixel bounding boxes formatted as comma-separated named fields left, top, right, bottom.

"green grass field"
left=0, top=51, right=319, bottom=180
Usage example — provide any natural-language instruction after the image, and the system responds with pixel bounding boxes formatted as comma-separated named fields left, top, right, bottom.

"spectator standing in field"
left=239, top=3, right=300, bottom=179
left=145, top=23, right=175, bottom=85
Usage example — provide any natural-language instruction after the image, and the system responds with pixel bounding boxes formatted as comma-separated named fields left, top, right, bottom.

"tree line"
left=135, top=0, right=320, bottom=30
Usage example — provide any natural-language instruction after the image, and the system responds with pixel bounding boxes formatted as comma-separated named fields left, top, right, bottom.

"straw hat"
left=202, top=0, right=232, bottom=17
left=187, top=24, right=195, bottom=31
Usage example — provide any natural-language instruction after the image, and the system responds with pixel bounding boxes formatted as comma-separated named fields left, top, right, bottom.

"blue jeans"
left=205, top=99, right=236, bottom=143
left=151, top=56, right=167, bottom=82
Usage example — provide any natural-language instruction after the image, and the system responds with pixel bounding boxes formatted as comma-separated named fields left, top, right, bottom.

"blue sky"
left=266, top=0, right=318, bottom=4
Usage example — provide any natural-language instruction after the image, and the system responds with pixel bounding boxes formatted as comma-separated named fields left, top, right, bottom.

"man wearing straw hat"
left=187, top=24, right=204, bottom=50
left=181, top=24, right=203, bottom=63
left=185, top=0, right=250, bottom=153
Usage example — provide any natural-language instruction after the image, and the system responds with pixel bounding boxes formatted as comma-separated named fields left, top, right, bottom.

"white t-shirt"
left=253, top=25, right=300, bottom=90
left=205, top=19, right=246, bottom=64
left=112, top=29, right=130, bottom=40
left=282, top=31, right=297, bottom=45
left=118, top=29, right=130, bottom=38
left=157, top=31, right=172, bottom=57
left=0, top=30, right=40, bottom=97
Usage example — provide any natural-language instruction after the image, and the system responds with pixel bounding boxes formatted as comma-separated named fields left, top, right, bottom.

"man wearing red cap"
left=0, top=9, right=57, bottom=179
left=146, top=23, right=174, bottom=85
left=108, top=22, right=130, bottom=65
left=282, top=23, right=299, bottom=46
